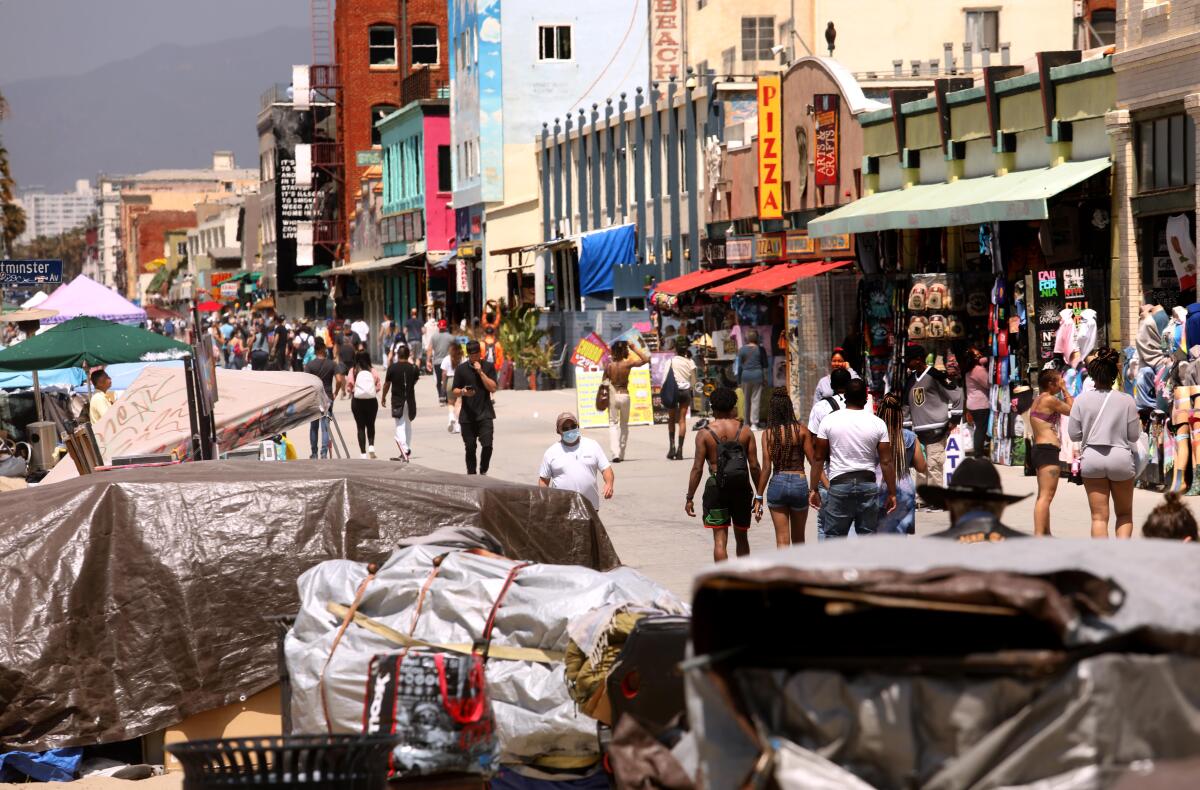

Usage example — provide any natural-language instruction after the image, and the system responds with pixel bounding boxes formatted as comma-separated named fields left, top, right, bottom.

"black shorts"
left=1032, top=443, right=1062, bottom=470
left=702, top=474, right=754, bottom=530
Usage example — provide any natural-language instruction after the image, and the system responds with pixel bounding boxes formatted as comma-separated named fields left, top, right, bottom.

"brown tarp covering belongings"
left=0, top=460, right=620, bottom=752
left=685, top=537, right=1200, bottom=790
left=285, top=537, right=687, bottom=776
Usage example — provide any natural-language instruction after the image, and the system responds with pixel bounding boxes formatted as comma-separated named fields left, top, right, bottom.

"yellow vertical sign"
left=757, top=74, right=783, bottom=219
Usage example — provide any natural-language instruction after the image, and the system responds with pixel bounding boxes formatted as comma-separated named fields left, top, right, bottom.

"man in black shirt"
left=303, top=338, right=338, bottom=459
left=335, top=330, right=357, bottom=399
left=452, top=340, right=498, bottom=474
left=267, top=317, right=290, bottom=371
left=381, top=344, right=421, bottom=461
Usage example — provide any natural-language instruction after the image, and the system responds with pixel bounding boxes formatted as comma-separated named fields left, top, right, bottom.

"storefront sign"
left=755, top=233, right=785, bottom=263
left=814, top=94, right=839, bottom=187
left=785, top=232, right=814, bottom=257
left=210, top=272, right=233, bottom=287
left=726, top=236, right=754, bottom=266
left=702, top=238, right=726, bottom=267
left=757, top=75, right=783, bottom=220
left=0, top=259, right=62, bottom=285
left=649, top=0, right=683, bottom=81
left=220, top=282, right=239, bottom=298
left=818, top=233, right=851, bottom=252
left=455, top=258, right=471, bottom=292
left=355, top=150, right=383, bottom=167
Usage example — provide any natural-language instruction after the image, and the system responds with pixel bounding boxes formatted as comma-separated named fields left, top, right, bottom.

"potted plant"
left=498, top=305, right=547, bottom=391
left=520, top=342, right=560, bottom=391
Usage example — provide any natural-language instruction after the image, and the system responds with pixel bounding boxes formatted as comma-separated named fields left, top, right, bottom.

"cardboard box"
left=163, top=684, right=282, bottom=772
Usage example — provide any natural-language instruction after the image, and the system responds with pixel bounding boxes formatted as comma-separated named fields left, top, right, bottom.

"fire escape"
left=310, top=0, right=344, bottom=260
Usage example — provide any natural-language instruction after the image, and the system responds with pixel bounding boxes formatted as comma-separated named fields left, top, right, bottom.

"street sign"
left=0, top=259, right=63, bottom=285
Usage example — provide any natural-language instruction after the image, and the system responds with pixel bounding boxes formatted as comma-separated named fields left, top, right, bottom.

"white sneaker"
left=368, top=446, right=377, bottom=459
left=360, top=453, right=368, bottom=459
left=446, top=421, right=454, bottom=433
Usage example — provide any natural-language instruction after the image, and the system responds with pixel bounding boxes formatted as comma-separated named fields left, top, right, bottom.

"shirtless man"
left=1029, top=368, right=1074, bottom=536
left=604, top=340, right=650, bottom=462
left=685, top=386, right=762, bottom=562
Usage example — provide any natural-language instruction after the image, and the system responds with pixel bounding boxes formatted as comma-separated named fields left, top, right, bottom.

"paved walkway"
left=296, top=380, right=1172, bottom=596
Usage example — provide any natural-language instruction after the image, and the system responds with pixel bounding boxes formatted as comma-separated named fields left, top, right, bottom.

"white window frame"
left=964, top=9, right=1000, bottom=54
left=538, top=25, right=572, bottom=61
left=741, top=16, right=774, bottom=62
left=412, top=24, right=440, bottom=66
left=369, top=24, right=398, bottom=68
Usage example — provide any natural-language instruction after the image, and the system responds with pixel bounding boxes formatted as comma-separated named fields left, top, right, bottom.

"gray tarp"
left=286, top=544, right=687, bottom=765
left=685, top=537, right=1200, bottom=790
left=0, top=460, right=619, bottom=751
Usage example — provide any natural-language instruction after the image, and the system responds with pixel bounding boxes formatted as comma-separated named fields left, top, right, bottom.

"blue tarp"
left=578, top=224, right=636, bottom=296
left=0, top=747, right=82, bottom=782
left=0, top=368, right=85, bottom=390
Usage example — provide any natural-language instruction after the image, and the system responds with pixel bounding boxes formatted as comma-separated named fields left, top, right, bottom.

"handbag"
left=596, top=365, right=611, bottom=412
left=659, top=361, right=679, bottom=408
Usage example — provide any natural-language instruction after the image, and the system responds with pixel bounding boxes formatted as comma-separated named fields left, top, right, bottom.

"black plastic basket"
left=166, top=734, right=398, bottom=789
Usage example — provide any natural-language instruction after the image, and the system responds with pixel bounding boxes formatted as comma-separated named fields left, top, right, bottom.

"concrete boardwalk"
left=298, top=380, right=1173, bottom=597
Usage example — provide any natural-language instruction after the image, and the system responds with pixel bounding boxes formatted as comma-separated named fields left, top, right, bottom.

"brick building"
left=334, top=0, right=448, bottom=260
left=132, top=209, right=197, bottom=303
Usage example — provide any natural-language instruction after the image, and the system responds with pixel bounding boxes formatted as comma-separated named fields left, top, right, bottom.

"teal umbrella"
left=0, top=315, right=191, bottom=372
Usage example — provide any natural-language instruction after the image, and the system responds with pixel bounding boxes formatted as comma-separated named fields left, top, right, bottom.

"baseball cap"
left=555, top=412, right=579, bottom=433
left=465, top=340, right=481, bottom=354
left=438, top=319, right=448, bottom=330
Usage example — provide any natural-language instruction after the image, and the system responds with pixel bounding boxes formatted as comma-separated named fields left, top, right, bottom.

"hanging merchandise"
left=1075, top=309, right=1099, bottom=359
left=926, top=277, right=948, bottom=310
left=908, top=279, right=928, bottom=311
left=1166, top=214, right=1197, bottom=291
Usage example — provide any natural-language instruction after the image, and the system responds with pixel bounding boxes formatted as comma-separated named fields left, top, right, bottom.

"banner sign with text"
left=570, top=332, right=610, bottom=371
left=576, top=367, right=653, bottom=429
left=0, top=259, right=63, bottom=285
left=757, top=75, right=783, bottom=219
left=649, top=0, right=683, bottom=82
left=814, top=93, right=840, bottom=188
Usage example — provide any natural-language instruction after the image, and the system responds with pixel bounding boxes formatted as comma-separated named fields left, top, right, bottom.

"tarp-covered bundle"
left=0, top=461, right=619, bottom=751
left=286, top=539, right=687, bottom=769
left=686, top=537, right=1200, bottom=790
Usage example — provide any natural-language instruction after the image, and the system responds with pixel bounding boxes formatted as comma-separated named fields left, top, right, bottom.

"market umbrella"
left=0, top=315, right=191, bottom=372
left=196, top=300, right=222, bottom=313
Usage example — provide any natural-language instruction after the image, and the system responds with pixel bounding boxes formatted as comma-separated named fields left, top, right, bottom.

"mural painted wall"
left=450, top=0, right=503, bottom=205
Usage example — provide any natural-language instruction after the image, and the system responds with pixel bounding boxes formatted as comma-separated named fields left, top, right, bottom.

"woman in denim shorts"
left=756, top=389, right=814, bottom=546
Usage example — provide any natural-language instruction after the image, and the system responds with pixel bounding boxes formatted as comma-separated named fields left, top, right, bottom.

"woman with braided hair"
left=756, top=388, right=815, bottom=546
left=876, top=392, right=926, bottom=535
left=1069, top=346, right=1141, bottom=538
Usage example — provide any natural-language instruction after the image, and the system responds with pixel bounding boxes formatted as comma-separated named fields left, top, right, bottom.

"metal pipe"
left=634, top=88, right=647, bottom=263
left=649, top=82, right=663, bottom=272
left=591, top=103, right=602, bottom=227
left=666, top=78, right=682, bottom=279
left=578, top=109, right=589, bottom=232
left=604, top=98, right=615, bottom=226
left=684, top=69, right=700, bottom=274
left=617, top=94, right=629, bottom=223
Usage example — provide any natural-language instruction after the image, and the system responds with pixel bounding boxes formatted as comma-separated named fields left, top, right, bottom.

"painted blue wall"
left=450, top=0, right=648, bottom=208
left=380, top=105, right=426, bottom=217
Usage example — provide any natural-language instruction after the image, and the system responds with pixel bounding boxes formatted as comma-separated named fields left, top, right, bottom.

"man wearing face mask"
left=538, top=412, right=615, bottom=512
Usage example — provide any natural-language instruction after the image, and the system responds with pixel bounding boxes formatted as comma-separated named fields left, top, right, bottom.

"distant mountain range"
left=1, top=26, right=310, bottom=191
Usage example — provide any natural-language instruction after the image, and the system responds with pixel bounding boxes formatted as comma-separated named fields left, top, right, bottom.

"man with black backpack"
left=685, top=387, right=762, bottom=562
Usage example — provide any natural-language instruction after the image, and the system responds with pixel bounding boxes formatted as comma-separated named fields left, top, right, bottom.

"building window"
left=965, top=10, right=999, bottom=53
left=741, top=16, right=774, bottom=61
left=1088, top=9, right=1116, bottom=47
left=438, top=145, right=452, bottom=192
left=412, top=24, right=439, bottom=65
left=1137, top=114, right=1196, bottom=192
left=539, top=25, right=572, bottom=61
left=721, top=46, right=735, bottom=76
left=369, top=25, right=397, bottom=66
left=177, top=241, right=187, bottom=256
left=371, top=104, right=397, bottom=145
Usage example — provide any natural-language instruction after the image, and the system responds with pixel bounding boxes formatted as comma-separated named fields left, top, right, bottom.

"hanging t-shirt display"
left=1030, top=267, right=1107, bottom=363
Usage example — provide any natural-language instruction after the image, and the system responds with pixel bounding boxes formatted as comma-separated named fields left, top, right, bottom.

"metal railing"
left=401, top=67, right=450, bottom=106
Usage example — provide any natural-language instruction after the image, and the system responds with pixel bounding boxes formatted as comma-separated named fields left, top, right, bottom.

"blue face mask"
left=561, top=429, right=581, bottom=445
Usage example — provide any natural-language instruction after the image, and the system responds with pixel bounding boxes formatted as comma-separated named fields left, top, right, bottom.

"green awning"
left=295, top=265, right=330, bottom=278
left=807, top=157, right=1111, bottom=238
left=226, top=271, right=262, bottom=282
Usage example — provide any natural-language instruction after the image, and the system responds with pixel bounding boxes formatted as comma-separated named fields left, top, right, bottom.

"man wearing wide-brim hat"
left=919, top=457, right=1030, bottom=541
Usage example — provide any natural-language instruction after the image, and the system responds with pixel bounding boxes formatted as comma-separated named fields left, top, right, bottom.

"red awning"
left=707, top=260, right=853, bottom=296
left=653, top=267, right=749, bottom=296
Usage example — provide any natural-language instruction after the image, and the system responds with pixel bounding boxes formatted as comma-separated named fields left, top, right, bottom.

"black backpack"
left=707, top=422, right=751, bottom=488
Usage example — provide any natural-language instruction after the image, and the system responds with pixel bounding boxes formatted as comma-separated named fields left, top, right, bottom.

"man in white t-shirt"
left=350, top=318, right=370, bottom=346
left=810, top=379, right=896, bottom=537
left=538, top=412, right=614, bottom=511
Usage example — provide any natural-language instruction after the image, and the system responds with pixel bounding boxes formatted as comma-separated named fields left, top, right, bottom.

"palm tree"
left=0, top=89, right=28, bottom=257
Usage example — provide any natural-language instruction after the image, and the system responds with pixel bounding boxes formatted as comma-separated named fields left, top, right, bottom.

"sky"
left=0, top=0, right=311, bottom=84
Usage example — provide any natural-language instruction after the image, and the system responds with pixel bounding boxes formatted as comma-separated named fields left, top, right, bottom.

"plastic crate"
left=165, top=734, right=398, bottom=789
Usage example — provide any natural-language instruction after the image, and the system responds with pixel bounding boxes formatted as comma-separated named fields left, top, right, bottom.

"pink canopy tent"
left=39, top=274, right=147, bottom=325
